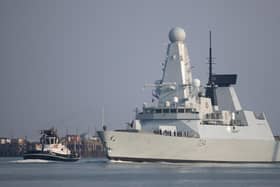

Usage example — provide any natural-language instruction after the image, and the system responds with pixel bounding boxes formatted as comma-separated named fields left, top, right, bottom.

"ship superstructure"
left=98, top=27, right=280, bottom=163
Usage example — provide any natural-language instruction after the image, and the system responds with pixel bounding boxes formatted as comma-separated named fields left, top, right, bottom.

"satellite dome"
left=169, top=27, right=186, bottom=42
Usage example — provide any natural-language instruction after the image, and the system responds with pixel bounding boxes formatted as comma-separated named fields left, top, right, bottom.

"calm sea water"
left=1, top=157, right=280, bottom=187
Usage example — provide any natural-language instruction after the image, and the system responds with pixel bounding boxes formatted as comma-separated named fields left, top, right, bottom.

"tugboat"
left=23, top=128, right=80, bottom=162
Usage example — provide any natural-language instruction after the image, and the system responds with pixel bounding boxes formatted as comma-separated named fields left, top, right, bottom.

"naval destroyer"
left=98, top=27, right=280, bottom=163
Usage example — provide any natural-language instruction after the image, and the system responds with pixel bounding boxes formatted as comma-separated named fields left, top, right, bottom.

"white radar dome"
left=193, top=79, right=201, bottom=88
left=173, top=96, right=179, bottom=103
left=165, top=101, right=170, bottom=107
left=169, top=27, right=186, bottom=42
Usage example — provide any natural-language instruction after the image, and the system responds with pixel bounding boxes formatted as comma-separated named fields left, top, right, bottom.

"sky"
left=0, top=0, right=280, bottom=139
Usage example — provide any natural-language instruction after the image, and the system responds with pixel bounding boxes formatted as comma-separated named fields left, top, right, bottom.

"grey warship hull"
left=99, top=131, right=280, bottom=163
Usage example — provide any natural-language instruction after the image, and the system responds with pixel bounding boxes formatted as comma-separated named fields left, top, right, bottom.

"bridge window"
left=155, top=109, right=162, bottom=113
left=254, top=112, right=265, bottom=120
left=163, top=109, right=169, bottom=113
left=178, top=109, right=184, bottom=113
left=185, top=108, right=192, bottom=113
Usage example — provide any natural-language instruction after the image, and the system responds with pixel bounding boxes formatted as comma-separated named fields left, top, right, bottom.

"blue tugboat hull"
left=23, top=151, right=80, bottom=162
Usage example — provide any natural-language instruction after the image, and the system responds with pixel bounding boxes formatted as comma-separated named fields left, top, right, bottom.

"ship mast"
left=206, top=30, right=218, bottom=107
left=208, top=31, right=213, bottom=85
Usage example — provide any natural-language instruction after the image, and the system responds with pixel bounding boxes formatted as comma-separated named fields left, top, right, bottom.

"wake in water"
left=9, top=159, right=55, bottom=164
left=81, top=158, right=108, bottom=164
left=109, top=159, right=132, bottom=164
left=106, top=159, right=280, bottom=169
